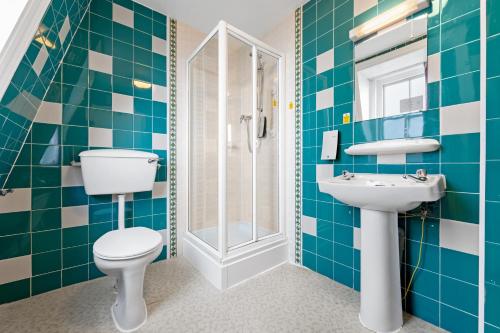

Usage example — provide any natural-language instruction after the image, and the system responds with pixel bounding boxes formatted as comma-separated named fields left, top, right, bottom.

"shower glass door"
left=226, top=34, right=253, bottom=248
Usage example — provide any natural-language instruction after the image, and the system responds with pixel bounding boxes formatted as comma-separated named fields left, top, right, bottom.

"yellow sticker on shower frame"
left=343, top=113, right=351, bottom=124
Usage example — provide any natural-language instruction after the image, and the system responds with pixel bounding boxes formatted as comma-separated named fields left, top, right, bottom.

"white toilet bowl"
left=93, top=227, right=163, bottom=332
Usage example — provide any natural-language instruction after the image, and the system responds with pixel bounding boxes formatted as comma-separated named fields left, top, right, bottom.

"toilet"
left=79, top=149, right=163, bottom=332
left=93, top=227, right=163, bottom=332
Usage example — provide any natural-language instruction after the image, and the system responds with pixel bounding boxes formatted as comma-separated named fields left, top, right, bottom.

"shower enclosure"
left=184, top=21, right=287, bottom=289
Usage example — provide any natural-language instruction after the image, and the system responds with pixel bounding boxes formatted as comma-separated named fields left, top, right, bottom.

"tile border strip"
left=168, top=18, right=177, bottom=257
left=295, top=7, right=303, bottom=264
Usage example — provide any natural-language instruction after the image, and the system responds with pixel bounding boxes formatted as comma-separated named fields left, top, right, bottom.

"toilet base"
left=111, top=301, right=148, bottom=333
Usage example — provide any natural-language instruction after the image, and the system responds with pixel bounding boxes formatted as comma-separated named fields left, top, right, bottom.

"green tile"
left=32, top=187, right=61, bottom=210
left=441, top=133, right=480, bottom=163
left=32, top=166, right=61, bottom=188
left=441, top=41, right=480, bottom=79
left=62, top=64, right=88, bottom=87
left=441, top=192, right=479, bottom=224
left=0, top=233, right=30, bottom=259
left=32, top=250, right=61, bottom=275
left=113, top=58, right=134, bottom=78
left=90, top=0, right=112, bottom=18
left=441, top=0, right=479, bottom=23
left=134, top=114, right=152, bottom=132
left=113, top=22, right=133, bottom=44
left=134, top=29, right=152, bottom=50
left=32, top=208, right=61, bottom=232
left=31, top=123, right=60, bottom=145
left=0, top=211, right=30, bottom=236
left=485, top=283, right=500, bottom=328
left=441, top=71, right=480, bottom=106
left=32, top=144, right=60, bottom=166
left=63, top=245, right=88, bottom=268
left=442, top=164, right=479, bottom=193
left=89, top=222, right=112, bottom=243
left=153, top=101, right=166, bottom=117
left=32, top=229, right=61, bottom=254
left=89, top=203, right=113, bottom=223
left=135, top=12, right=152, bottom=34
left=0, top=279, right=30, bottom=304
left=113, top=39, right=133, bottom=61
left=89, top=70, right=112, bottom=91
left=62, top=125, right=88, bottom=146
left=5, top=166, right=30, bottom=188
left=135, top=46, right=152, bottom=67
left=63, top=105, right=88, bottom=126
left=441, top=10, right=480, bottom=51
left=488, top=0, right=500, bottom=36
left=32, top=271, right=61, bottom=296
left=486, top=161, right=500, bottom=202
left=62, top=264, right=88, bottom=286
left=113, top=130, right=134, bottom=148
left=62, top=84, right=88, bottom=107
left=113, top=76, right=134, bottom=95
left=63, top=45, right=89, bottom=67
left=90, top=32, right=112, bottom=55
left=62, top=186, right=88, bottom=207
left=89, top=89, right=112, bottom=110
left=113, top=112, right=133, bottom=130
left=153, top=20, right=166, bottom=39
left=63, top=225, right=89, bottom=248
left=89, top=108, right=112, bottom=128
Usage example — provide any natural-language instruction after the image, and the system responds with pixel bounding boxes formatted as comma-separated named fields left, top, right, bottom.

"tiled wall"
left=0, top=0, right=169, bottom=304
left=301, top=0, right=481, bottom=331
left=0, top=0, right=91, bottom=187
left=486, top=1, right=500, bottom=332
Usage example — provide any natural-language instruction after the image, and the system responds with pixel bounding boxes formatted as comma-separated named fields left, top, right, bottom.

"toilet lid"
left=93, top=227, right=162, bottom=260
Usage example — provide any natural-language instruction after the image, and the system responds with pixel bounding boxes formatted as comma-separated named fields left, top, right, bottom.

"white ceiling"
left=135, top=0, right=306, bottom=37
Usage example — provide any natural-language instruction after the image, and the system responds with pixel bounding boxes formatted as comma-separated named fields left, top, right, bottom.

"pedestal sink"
left=318, top=173, right=446, bottom=333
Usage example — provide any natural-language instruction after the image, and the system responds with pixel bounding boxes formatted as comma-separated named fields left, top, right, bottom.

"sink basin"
left=318, top=172, right=446, bottom=333
left=318, top=173, right=446, bottom=212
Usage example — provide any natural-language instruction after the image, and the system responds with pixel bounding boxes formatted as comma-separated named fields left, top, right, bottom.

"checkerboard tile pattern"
left=300, top=0, right=481, bottom=331
left=0, top=0, right=170, bottom=304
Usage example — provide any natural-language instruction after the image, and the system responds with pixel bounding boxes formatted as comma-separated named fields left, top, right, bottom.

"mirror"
left=354, top=20, right=428, bottom=122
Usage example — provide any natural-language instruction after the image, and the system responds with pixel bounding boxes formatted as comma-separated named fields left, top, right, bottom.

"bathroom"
left=0, top=0, right=497, bottom=332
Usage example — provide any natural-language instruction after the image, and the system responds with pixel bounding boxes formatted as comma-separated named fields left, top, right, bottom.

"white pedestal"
left=359, top=209, right=403, bottom=333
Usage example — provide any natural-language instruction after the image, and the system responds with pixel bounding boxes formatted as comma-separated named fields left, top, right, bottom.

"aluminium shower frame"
left=185, top=21, right=286, bottom=262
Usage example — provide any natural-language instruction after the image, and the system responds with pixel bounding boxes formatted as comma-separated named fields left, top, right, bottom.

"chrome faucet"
left=403, top=169, right=428, bottom=182
left=341, top=170, right=355, bottom=180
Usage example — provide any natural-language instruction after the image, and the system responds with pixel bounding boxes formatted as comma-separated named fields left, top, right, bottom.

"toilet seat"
left=93, top=227, right=162, bottom=261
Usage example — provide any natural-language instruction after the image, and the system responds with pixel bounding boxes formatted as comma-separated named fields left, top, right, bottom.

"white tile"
left=152, top=84, right=168, bottom=102
left=88, top=50, right=112, bottom=74
left=34, top=101, right=62, bottom=125
left=302, top=215, right=317, bottom=236
left=112, top=93, right=134, bottom=114
left=440, top=101, right=480, bottom=135
left=316, top=49, right=334, bottom=74
left=440, top=219, right=479, bottom=255
left=153, top=133, right=168, bottom=150
left=0, top=188, right=31, bottom=213
left=61, top=166, right=83, bottom=187
left=354, top=0, right=377, bottom=17
left=89, top=127, right=113, bottom=147
left=113, top=3, right=134, bottom=28
left=58, top=16, right=71, bottom=44
left=62, top=205, right=89, bottom=228
left=153, top=181, right=168, bottom=198
left=0, top=255, right=31, bottom=285
left=153, top=36, right=167, bottom=56
left=316, top=164, right=333, bottom=182
left=377, top=154, right=406, bottom=164
left=32, top=45, right=49, bottom=76
left=316, top=87, right=334, bottom=111
left=427, top=53, right=440, bottom=83
left=353, top=227, right=361, bottom=250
